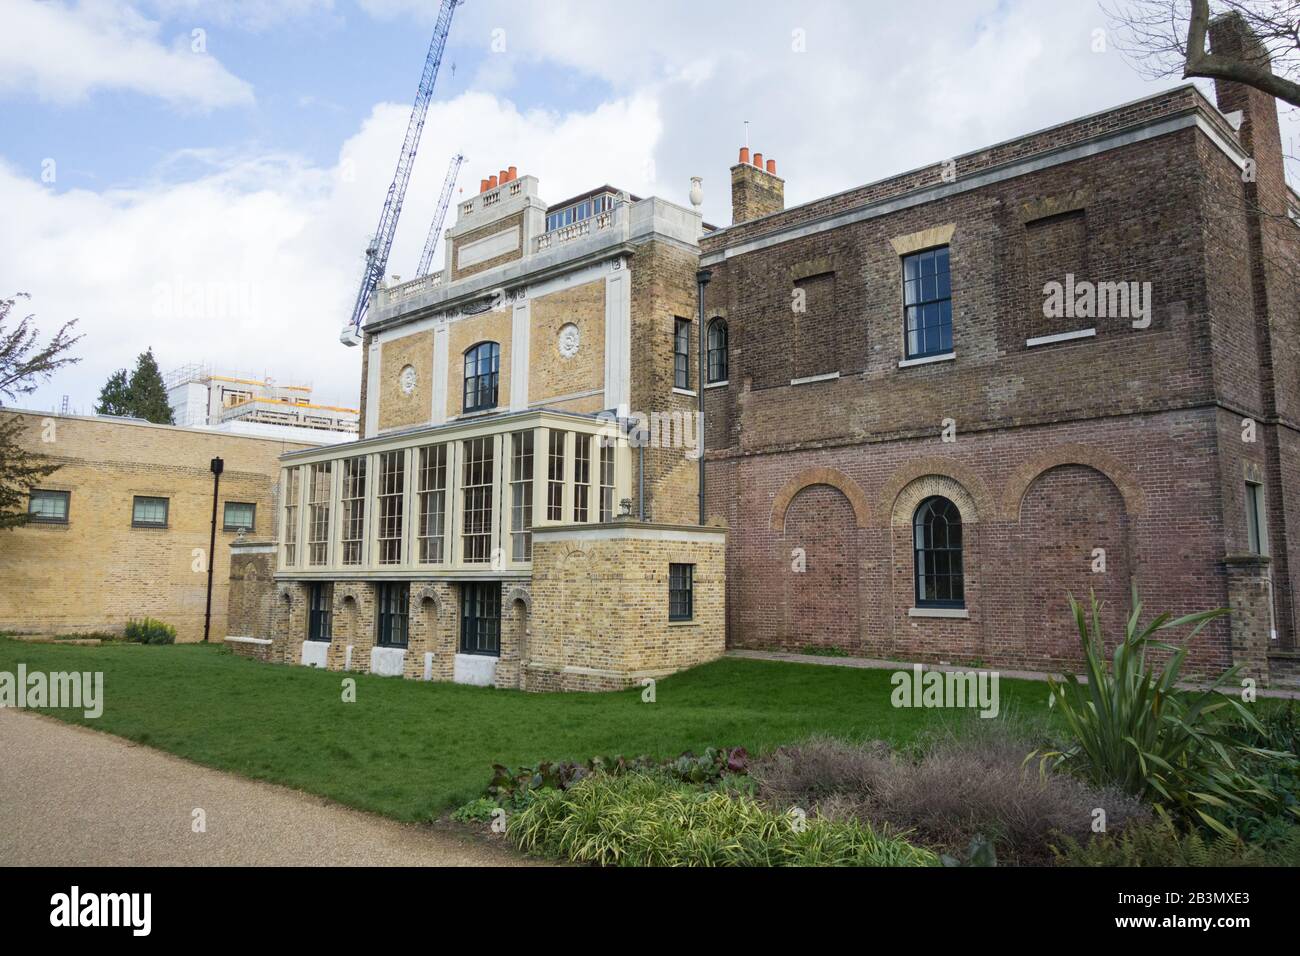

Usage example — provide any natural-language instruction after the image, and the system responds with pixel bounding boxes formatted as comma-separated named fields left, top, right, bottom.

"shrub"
left=450, top=797, right=500, bottom=824
left=1053, top=817, right=1300, bottom=867
left=752, top=721, right=1150, bottom=865
left=487, top=746, right=749, bottom=806
left=124, top=618, right=176, bottom=645
left=507, top=772, right=938, bottom=867
left=1032, top=589, right=1295, bottom=836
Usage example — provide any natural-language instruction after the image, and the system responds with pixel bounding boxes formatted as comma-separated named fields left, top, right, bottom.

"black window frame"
left=674, top=317, right=691, bottom=390
left=463, top=341, right=500, bottom=413
left=459, top=582, right=501, bottom=656
left=132, top=495, right=170, bottom=529
left=1246, top=481, right=1267, bottom=556
left=308, top=582, right=333, bottom=642
left=222, top=501, right=256, bottom=532
left=28, top=489, right=69, bottom=524
left=375, top=581, right=410, bottom=648
left=902, top=246, right=953, bottom=360
left=706, top=318, right=728, bottom=384
left=913, top=495, right=965, bottom=608
left=669, top=563, right=694, bottom=621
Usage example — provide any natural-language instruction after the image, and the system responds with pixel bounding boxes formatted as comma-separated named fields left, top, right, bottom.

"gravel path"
left=0, top=709, right=539, bottom=866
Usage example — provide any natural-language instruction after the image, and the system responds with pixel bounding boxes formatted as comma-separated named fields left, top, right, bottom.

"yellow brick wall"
left=377, top=328, right=434, bottom=432
left=0, top=411, right=312, bottom=643
left=528, top=279, right=605, bottom=406
left=527, top=524, right=726, bottom=691
left=446, top=309, right=513, bottom=419
left=629, top=239, right=702, bottom=524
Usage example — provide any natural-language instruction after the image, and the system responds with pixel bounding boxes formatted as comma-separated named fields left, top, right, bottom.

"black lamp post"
left=203, top=456, right=224, bottom=643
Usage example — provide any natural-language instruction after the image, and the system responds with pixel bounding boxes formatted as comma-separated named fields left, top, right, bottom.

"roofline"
left=278, top=405, right=614, bottom=461
left=2, top=407, right=320, bottom=447
left=704, top=83, right=1229, bottom=244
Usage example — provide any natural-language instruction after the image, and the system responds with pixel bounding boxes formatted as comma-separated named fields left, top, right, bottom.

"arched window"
left=463, top=341, right=500, bottom=412
left=707, top=318, right=728, bottom=384
left=913, top=496, right=964, bottom=607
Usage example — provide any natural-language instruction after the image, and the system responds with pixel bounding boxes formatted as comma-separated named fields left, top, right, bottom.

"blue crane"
left=416, top=152, right=465, bottom=277
left=340, top=0, right=462, bottom=345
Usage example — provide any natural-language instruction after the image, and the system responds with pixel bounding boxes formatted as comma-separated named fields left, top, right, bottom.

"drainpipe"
left=695, top=268, right=712, bottom=526
left=203, top=456, right=224, bottom=643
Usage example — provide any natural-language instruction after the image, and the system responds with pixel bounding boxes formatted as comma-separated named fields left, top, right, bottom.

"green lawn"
left=0, top=638, right=1052, bottom=821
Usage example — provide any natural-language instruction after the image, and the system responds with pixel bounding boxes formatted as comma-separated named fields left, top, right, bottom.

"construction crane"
left=340, top=0, right=462, bottom=346
left=416, top=152, right=465, bottom=277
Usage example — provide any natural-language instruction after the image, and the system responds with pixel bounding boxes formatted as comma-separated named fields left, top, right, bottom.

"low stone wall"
left=526, top=520, right=727, bottom=692
left=225, top=636, right=273, bottom=663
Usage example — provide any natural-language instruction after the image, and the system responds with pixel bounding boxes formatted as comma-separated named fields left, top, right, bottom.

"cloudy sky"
left=0, top=0, right=1235, bottom=412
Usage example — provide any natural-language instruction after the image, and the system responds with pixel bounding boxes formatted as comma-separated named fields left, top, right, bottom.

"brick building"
left=235, top=170, right=725, bottom=691
left=0, top=411, right=311, bottom=642
left=234, top=14, right=1298, bottom=690
left=700, top=16, right=1299, bottom=686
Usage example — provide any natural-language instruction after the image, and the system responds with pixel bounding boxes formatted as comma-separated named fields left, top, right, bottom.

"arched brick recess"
left=413, top=584, right=445, bottom=615
left=779, top=485, right=862, bottom=652
left=770, top=467, right=869, bottom=532
left=499, top=591, right=530, bottom=689
left=879, top=459, right=992, bottom=526
left=503, top=585, right=532, bottom=613
left=884, top=473, right=985, bottom=666
left=1017, top=465, right=1131, bottom=666
left=888, top=473, right=981, bottom=526
left=1001, top=444, right=1145, bottom=520
left=407, top=582, right=454, bottom=680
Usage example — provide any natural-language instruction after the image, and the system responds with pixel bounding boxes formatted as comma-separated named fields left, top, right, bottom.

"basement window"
left=223, top=501, right=255, bottom=532
left=132, top=495, right=169, bottom=528
left=669, top=563, right=695, bottom=621
left=375, top=582, right=409, bottom=648
left=29, top=489, right=69, bottom=524
left=308, top=582, right=333, bottom=642
left=460, top=582, right=502, bottom=657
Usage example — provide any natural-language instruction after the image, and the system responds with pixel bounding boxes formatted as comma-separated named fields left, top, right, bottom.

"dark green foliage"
left=93, top=369, right=131, bottom=417
left=95, top=348, right=174, bottom=424
left=450, top=797, right=499, bottom=823
left=487, top=746, right=750, bottom=806
left=1053, top=816, right=1300, bottom=867
left=124, top=618, right=176, bottom=645
left=1032, top=588, right=1297, bottom=836
left=0, top=293, right=81, bottom=530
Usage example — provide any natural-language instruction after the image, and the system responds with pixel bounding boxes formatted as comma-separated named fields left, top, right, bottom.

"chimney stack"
left=1208, top=13, right=1285, bottom=215
left=730, top=144, right=784, bottom=225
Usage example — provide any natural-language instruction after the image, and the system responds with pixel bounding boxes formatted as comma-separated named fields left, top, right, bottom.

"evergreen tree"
left=0, top=293, right=81, bottom=530
left=126, top=348, right=173, bottom=424
left=94, top=368, right=132, bottom=416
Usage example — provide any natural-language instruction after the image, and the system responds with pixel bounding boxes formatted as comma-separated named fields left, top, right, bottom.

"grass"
left=0, top=637, right=1053, bottom=822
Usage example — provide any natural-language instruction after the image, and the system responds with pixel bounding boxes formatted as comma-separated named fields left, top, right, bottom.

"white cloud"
left=3, top=90, right=662, bottom=413
left=358, top=0, right=1184, bottom=225
left=143, top=0, right=335, bottom=32
left=0, top=0, right=254, bottom=109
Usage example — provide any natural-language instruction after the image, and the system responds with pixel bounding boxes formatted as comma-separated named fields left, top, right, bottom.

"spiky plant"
left=1033, top=587, right=1296, bottom=836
